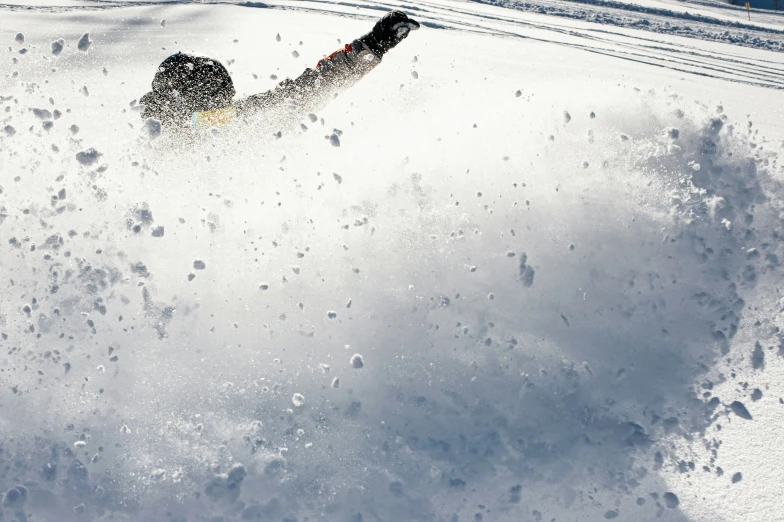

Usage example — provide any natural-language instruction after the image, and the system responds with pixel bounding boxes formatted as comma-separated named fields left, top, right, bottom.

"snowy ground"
left=2, top=0, right=784, bottom=521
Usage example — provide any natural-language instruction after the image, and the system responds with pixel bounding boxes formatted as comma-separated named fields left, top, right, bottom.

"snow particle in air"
left=411, top=70, right=418, bottom=79
left=331, top=377, right=340, bottom=388
left=730, top=401, right=752, bottom=420
left=3, top=125, right=15, bottom=137
left=731, top=472, right=743, bottom=483
left=328, top=133, right=340, bottom=147
left=276, top=33, right=281, bottom=42
left=70, top=124, right=79, bottom=135
left=15, top=33, right=24, bottom=44
left=327, top=311, right=337, bottom=319
left=292, top=393, right=305, bottom=407
left=350, top=354, right=364, bottom=368
left=143, top=118, right=162, bottom=139
left=604, top=511, right=618, bottom=519
left=193, top=260, right=206, bottom=270
left=663, top=492, right=679, bottom=508
left=151, top=226, right=164, bottom=237
left=563, top=111, right=571, bottom=124
left=333, top=172, right=342, bottom=184
left=752, top=341, right=764, bottom=370
left=569, top=243, right=575, bottom=251
left=160, top=19, right=166, bottom=27
left=258, top=282, right=269, bottom=290
left=51, top=39, right=64, bottom=55
left=2, top=486, right=28, bottom=508
left=33, top=108, right=52, bottom=120
left=515, top=90, right=522, bottom=97
left=488, top=293, right=495, bottom=300
left=518, top=253, right=535, bottom=287
left=75, top=148, right=101, bottom=166
left=77, top=33, right=92, bottom=52
left=292, top=50, right=299, bottom=58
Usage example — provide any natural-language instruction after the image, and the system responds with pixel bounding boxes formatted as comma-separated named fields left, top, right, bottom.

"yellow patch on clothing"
left=191, top=106, right=236, bottom=131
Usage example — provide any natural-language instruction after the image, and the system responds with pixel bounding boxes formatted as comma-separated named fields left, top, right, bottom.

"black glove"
left=361, top=11, right=420, bottom=58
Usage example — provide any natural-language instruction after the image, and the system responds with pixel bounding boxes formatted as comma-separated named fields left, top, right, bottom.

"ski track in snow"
left=2, top=0, right=784, bottom=521
left=6, top=0, right=784, bottom=52
left=376, top=0, right=784, bottom=88
left=8, top=0, right=784, bottom=89
left=273, top=0, right=784, bottom=90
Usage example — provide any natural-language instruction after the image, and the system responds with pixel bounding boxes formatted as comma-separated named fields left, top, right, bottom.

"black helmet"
left=140, top=53, right=235, bottom=126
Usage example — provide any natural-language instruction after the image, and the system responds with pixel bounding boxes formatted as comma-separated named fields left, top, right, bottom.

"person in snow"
left=140, top=11, right=420, bottom=131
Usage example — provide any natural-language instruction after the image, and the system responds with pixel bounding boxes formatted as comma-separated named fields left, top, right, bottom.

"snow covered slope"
left=2, top=0, right=784, bottom=521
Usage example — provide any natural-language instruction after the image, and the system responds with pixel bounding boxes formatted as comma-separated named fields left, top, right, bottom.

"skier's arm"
left=235, top=11, right=420, bottom=120
left=236, top=39, right=377, bottom=118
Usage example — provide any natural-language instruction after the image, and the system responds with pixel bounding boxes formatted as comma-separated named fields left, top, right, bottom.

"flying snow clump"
left=75, top=148, right=101, bottom=166
left=51, top=39, right=64, bottom=55
left=143, top=118, right=161, bottom=140
left=77, top=32, right=91, bottom=52
left=350, top=354, right=364, bottom=368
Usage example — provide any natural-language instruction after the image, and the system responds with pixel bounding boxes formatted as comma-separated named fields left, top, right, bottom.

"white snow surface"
left=2, top=0, right=784, bottom=521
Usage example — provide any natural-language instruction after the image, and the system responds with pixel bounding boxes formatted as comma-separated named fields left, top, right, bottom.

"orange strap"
left=317, top=43, right=353, bottom=68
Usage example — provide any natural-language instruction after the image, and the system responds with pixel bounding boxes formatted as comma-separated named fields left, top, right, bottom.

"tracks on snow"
left=4, top=0, right=784, bottom=89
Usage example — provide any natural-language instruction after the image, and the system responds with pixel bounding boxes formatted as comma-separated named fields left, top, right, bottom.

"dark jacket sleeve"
left=234, top=38, right=381, bottom=123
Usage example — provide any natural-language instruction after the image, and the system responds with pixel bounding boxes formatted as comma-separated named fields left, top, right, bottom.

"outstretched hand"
left=364, top=10, right=421, bottom=57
